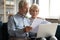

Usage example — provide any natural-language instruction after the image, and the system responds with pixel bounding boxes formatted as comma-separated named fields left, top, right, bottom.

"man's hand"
left=23, top=26, right=32, bottom=32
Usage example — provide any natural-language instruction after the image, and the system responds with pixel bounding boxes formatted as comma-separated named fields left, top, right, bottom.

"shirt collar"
left=16, top=12, right=26, bottom=18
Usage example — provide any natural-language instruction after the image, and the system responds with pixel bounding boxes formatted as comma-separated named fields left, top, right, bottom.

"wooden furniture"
left=0, top=0, right=15, bottom=23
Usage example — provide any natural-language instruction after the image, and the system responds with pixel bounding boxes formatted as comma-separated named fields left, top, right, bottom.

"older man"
left=8, top=0, right=31, bottom=40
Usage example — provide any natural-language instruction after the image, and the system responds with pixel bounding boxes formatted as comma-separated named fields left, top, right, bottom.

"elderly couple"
left=8, top=0, right=57, bottom=40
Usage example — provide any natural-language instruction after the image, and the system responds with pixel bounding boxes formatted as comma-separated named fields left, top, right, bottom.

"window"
left=38, top=0, right=49, bottom=18
left=50, top=0, right=60, bottom=18
left=38, top=0, right=60, bottom=18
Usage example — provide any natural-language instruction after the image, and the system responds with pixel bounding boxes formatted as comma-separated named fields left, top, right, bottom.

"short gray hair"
left=30, top=3, right=39, bottom=10
left=19, top=0, right=28, bottom=9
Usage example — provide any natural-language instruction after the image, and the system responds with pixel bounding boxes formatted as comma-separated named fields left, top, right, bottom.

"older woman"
left=29, top=4, right=57, bottom=40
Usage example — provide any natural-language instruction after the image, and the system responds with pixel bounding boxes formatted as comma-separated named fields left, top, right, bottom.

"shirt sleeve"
left=8, top=16, right=16, bottom=36
left=41, top=19, right=51, bottom=24
left=8, top=16, right=16, bottom=30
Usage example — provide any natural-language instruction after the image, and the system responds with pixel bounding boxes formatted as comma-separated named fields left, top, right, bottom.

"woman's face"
left=29, top=8, right=39, bottom=18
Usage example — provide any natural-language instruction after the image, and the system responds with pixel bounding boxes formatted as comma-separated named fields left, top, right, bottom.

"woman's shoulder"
left=37, top=17, right=44, bottom=20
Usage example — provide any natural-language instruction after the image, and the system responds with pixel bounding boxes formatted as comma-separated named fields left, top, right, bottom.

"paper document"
left=30, top=18, right=42, bottom=32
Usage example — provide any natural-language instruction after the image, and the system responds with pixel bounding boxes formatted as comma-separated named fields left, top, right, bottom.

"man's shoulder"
left=9, top=14, right=17, bottom=20
left=12, top=14, right=19, bottom=18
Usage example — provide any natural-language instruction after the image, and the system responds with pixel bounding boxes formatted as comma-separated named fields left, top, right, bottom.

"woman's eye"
left=33, top=10, right=35, bottom=12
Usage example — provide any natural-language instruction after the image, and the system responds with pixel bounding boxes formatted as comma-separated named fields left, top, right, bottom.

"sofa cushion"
left=55, top=25, right=60, bottom=40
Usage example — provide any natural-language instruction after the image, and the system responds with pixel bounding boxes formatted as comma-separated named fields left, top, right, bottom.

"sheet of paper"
left=30, top=18, right=42, bottom=32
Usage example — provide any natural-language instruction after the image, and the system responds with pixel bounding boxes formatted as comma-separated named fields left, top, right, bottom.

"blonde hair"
left=30, top=4, right=39, bottom=10
left=19, top=0, right=28, bottom=9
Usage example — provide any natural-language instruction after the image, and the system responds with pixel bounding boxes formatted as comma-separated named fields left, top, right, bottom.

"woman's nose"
left=34, top=12, right=37, bottom=14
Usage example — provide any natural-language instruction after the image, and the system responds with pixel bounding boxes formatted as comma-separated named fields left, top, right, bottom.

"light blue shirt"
left=8, top=13, right=30, bottom=38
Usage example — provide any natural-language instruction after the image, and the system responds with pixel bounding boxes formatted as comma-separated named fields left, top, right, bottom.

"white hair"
left=30, top=3, right=39, bottom=10
left=19, top=0, right=28, bottom=9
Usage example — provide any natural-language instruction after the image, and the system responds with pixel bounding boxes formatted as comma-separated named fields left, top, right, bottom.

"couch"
left=55, top=25, right=60, bottom=40
left=1, top=22, right=60, bottom=40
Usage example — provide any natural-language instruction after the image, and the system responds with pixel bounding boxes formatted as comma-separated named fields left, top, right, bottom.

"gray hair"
left=30, top=3, right=39, bottom=10
left=19, top=0, right=28, bottom=9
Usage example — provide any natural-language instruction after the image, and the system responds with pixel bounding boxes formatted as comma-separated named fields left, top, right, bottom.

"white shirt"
left=29, top=18, right=51, bottom=33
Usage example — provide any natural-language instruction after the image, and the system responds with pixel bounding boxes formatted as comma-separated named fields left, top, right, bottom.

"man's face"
left=19, top=4, right=28, bottom=16
left=30, top=8, right=39, bottom=18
